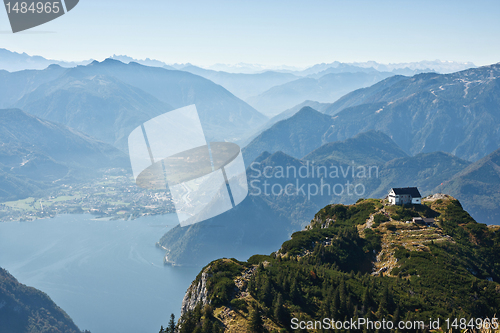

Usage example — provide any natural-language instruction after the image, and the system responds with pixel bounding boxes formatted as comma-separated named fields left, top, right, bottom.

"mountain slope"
left=321, top=63, right=500, bottom=161
left=303, top=130, right=408, bottom=165
left=437, top=147, right=500, bottom=223
left=322, top=75, right=409, bottom=115
left=0, top=64, right=67, bottom=108
left=0, top=267, right=81, bottom=333
left=242, top=107, right=335, bottom=165
left=14, top=71, right=173, bottom=150
left=246, top=71, right=394, bottom=117
left=0, top=108, right=128, bottom=201
left=240, top=101, right=331, bottom=147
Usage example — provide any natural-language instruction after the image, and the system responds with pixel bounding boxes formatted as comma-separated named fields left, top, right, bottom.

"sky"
left=0, top=0, right=499, bottom=67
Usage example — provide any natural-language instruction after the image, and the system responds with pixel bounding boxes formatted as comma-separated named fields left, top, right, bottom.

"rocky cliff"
left=180, top=269, right=211, bottom=319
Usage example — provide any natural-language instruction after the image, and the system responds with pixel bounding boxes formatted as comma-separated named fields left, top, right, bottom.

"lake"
left=0, top=214, right=201, bottom=333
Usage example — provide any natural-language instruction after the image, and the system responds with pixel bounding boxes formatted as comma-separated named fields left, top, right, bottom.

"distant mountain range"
left=0, top=108, right=127, bottom=201
left=67, top=60, right=268, bottom=143
left=0, top=48, right=476, bottom=75
left=0, top=59, right=268, bottom=147
left=245, top=64, right=500, bottom=164
left=245, top=71, right=394, bottom=117
left=303, top=63, right=422, bottom=78
left=205, top=63, right=301, bottom=74
left=0, top=267, right=81, bottom=333
left=13, top=69, right=174, bottom=151
left=180, top=65, right=299, bottom=100
left=109, top=54, right=176, bottom=69
left=0, top=48, right=92, bottom=72
left=320, top=63, right=500, bottom=161
left=201, top=60, right=475, bottom=75
left=293, top=60, right=476, bottom=76
left=351, top=59, right=477, bottom=74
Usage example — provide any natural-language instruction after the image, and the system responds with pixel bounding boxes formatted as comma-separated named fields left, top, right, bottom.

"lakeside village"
left=248, top=160, right=379, bottom=199
left=0, top=168, right=176, bottom=222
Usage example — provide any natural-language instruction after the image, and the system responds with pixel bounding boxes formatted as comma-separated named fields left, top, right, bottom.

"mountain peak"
left=251, top=151, right=272, bottom=164
left=264, top=150, right=301, bottom=165
left=296, top=105, right=319, bottom=115
left=0, top=108, right=33, bottom=121
left=88, top=58, right=126, bottom=67
left=291, top=106, right=327, bottom=120
left=102, top=58, right=126, bottom=65
left=46, top=64, right=62, bottom=70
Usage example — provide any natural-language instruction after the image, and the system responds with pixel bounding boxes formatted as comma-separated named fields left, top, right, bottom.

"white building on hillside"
left=388, top=187, right=421, bottom=205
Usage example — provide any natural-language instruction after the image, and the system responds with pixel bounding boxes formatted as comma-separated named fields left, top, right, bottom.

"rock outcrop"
left=180, top=268, right=211, bottom=318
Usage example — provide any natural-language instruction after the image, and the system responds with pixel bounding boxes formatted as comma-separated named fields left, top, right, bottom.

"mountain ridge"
left=245, top=64, right=500, bottom=164
left=13, top=71, right=174, bottom=151
left=245, top=71, right=394, bottom=117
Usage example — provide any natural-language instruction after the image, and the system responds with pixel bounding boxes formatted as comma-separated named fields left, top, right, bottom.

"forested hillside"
left=175, top=196, right=500, bottom=332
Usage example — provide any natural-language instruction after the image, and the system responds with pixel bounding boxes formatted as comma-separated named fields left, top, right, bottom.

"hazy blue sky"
left=1, top=0, right=499, bottom=67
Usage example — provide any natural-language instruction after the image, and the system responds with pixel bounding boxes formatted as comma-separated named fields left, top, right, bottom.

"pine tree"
left=319, top=294, right=331, bottom=318
left=273, top=293, right=285, bottom=324
left=362, top=287, right=371, bottom=313
left=331, top=288, right=340, bottom=318
left=167, top=313, right=176, bottom=333
left=261, top=278, right=273, bottom=306
left=393, top=307, right=401, bottom=333
left=249, top=306, right=264, bottom=333
left=290, top=280, right=300, bottom=304
left=376, top=285, right=388, bottom=319
left=338, top=279, right=347, bottom=308
left=179, top=312, right=195, bottom=333
left=159, top=325, right=165, bottom=333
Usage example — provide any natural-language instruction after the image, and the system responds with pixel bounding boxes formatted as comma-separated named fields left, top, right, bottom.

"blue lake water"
left=0, top=214, right=201, bottom=333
